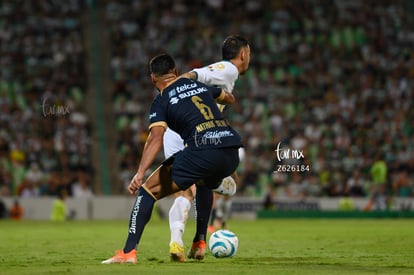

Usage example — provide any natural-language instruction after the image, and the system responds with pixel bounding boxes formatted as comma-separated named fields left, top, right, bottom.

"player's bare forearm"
left=137, top=127, right=164, bottom=177
left=216, top=90, right=235, bottom=105
left=129, top=126, right=164, bottom=194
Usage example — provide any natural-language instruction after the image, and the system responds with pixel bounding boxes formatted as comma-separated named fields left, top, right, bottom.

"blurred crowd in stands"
left=0, top=0, right=94, bottom=198
left=106, top=0, right=414, bottom=201
left=1, top=0, right=413, bottom=202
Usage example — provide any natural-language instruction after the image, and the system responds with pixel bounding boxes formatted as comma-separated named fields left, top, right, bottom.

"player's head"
left=149, top=53, right=176, bottom=76
left=222, top=35, right=250, bottom=75
left=149, top=53, right=178, bottom=89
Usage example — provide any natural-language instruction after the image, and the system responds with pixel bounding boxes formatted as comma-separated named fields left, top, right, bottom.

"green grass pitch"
left=1, top=218, right=414, bottom=274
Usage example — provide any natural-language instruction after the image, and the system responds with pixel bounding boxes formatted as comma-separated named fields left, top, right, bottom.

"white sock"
left=223, top=198, right=232, bottom=221
left=169, top=196, right=191, bottom=246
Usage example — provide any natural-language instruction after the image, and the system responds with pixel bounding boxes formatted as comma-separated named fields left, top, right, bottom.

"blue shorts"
left=170, top=147, right=240, bottom=190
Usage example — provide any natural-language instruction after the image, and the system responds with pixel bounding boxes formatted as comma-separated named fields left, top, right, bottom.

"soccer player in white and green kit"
left=166, top=35, right=251, bottom=261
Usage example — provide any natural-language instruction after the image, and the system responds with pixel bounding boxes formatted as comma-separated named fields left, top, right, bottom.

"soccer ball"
left=208, top=229, right=239, bottom=258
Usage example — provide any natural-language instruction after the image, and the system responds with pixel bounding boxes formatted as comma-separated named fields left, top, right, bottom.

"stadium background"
left=0, top=0, right=413, bottom=217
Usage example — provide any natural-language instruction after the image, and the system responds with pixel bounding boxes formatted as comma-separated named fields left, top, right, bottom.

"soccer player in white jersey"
left=166, top=35, right=251, bottom=262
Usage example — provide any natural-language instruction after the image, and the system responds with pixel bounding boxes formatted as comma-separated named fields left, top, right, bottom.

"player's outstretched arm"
left=129, top=126, right=165, bottom=195
left=216, top=90, right=235, bottom=105
left=178, top=71, right=197, bottom=80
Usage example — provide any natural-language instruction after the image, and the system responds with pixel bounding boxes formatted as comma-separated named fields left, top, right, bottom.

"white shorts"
left=163, top=127, right=185, bottom=159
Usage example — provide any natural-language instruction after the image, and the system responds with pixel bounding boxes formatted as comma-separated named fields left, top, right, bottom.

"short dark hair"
left=149, top=53, right=176, bottom=76
left=221, top=35, right=249, bottom=60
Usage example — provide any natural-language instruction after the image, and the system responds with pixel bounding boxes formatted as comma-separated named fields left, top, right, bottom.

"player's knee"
left=182, top=192, right=194, bottom=202
left=181, top=186, right=195, bottom=202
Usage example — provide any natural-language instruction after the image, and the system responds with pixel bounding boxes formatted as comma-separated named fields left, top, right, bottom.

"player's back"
left=164, top=78, right=223, bottom=136
left=151, top=77, right=241, bottom=150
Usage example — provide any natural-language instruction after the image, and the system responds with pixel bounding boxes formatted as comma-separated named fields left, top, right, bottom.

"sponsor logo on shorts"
left=194, top=130, right=234, bottom=147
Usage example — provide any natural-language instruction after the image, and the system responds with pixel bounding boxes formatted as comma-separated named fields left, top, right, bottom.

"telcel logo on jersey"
left=175, top=82, right=197, bottom=93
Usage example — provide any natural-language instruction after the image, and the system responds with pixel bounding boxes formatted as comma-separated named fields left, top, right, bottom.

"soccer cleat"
left=212, top=176, right=237, bottom=196
left=169, top=242, right=185, bottom=262
left=187, top=240, right=206, bottom=260
left=101, top=249, right=137, bottom=264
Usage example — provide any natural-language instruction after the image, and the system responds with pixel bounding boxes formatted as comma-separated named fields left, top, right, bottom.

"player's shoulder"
left=205, top=60, right=237, bottom=73
left=198, top=61, right=238, bottom=82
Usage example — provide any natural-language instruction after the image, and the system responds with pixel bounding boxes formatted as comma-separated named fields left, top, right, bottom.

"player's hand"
left=128, top=174, right=144, bottom=195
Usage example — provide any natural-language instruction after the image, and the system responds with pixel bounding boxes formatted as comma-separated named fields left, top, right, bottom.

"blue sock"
left=193, top=185, right=213, bottom=243
left=209, top=208, right=216, bottom=226
left=123, top=188, right=155, bottom=253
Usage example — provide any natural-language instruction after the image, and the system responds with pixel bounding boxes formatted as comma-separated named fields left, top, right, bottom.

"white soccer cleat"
left=212, top=176, right=237, bottom=196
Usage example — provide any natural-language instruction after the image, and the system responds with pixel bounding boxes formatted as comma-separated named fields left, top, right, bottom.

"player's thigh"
left=143, top=163, right=181, bottom=200
left=172, top=190, right=185, bottom=198
left=182, top=185, right=196, bottom=202
left=172, top=186, right=195, bottom=202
